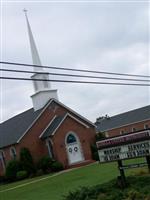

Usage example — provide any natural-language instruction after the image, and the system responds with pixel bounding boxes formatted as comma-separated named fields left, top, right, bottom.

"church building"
left=0, top=11, right=96, bottom=175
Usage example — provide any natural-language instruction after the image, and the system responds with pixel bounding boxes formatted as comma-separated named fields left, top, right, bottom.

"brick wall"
left=105, top=119, right=150, bottom=137
left=52, top=116, right=95, bottom=168
left=0, top=101, right=96, bottom=175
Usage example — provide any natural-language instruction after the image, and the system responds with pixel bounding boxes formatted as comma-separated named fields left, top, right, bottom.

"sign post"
left=117, top=160, right=126, bottom=188
left=146, top=155, right=150, bottom=173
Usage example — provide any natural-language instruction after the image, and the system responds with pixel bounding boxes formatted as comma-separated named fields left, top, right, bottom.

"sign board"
left=119, top=162, right=148, bottom=170
left=96, top=130, right=150, bottom=163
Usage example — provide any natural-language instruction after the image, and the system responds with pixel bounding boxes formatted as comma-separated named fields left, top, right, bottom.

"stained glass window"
left=67, top=134, right=77, bottom=144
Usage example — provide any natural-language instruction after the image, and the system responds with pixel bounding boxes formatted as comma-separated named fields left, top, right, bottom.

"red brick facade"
left=0, top=101, right=96, bottom=176
left=105, top=120, right=150, bottom=138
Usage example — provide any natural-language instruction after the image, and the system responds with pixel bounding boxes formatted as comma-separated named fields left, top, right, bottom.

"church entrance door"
left=66, top=133, right=84, bottom=165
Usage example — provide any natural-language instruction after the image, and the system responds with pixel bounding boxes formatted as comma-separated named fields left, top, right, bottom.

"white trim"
left=46, top=139, right=53, bottom=158
left=98, top=118, right=150, bottom=133
left=39, top=115, right=57, bottom=138
left=17, top=99, right=54, bottom=143
left=67, top=113, right=89, bottom=128
left=51, top=114, right=66, bottom=136
left=51, top=113, right=89, bottom=136
left=52, top=99, right=96, bottom=127
left=17, top=98, right=95, bottom=144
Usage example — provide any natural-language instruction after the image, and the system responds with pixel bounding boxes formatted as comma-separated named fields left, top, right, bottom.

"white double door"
left=67, top=142, right=83, bottom=164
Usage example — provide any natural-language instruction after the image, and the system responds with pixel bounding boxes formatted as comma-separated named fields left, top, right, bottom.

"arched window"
left=0, top=151, right=6, bottom=169
left=66, top=134, right=77, bottom=144
left=46, top=139, right=54, bottom=159
left=10, top=147, right=17, bottom=159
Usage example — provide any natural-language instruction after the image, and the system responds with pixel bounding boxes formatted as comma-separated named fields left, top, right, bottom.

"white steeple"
left=24, top=9, right=58, bottom=111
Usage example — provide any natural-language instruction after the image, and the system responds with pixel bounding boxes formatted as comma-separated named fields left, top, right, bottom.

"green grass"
left=0, top=158, right=148, bottom=200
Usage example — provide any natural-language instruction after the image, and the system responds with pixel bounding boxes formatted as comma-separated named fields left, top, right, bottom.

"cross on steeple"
left=23, top=9, right=28, bottom=17
left=23, top=9, right=58, bottom=110
left=23, top=8, right=27, bottom=13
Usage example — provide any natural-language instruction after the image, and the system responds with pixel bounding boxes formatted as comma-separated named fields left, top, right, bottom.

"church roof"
left=96, top=105, right=150, bottom=132
left=0, top=108, right=42, bottom=149
left=40, top=113, right=90, bottom=139
left=40, top=115, right=65, bottom=139
left=0, top=99, right=95, bottom=149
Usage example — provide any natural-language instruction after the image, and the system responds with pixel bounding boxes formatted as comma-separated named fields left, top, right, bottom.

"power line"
left=1, top=61, right=149, bottom=78
left=1, top=68, right=150, bottom=82
left=0, top=76, right=150, bottom=86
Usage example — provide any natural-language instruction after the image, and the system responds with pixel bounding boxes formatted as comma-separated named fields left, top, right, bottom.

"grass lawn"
left=0, top=158, right=147, bottom=200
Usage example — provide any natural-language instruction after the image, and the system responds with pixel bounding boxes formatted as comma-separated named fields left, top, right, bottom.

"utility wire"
left=0, top=76, right=150, bottom=86
left=1, top=61, right=150, bottom=78
left=1, top=68, right=150, bottom=82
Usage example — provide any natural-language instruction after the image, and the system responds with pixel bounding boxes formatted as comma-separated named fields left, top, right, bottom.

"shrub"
left=20, top=147, right=35, bottom=175
left=0, top=176, right=6, bottom=184
left=37, top=156, right=53, bottom=173
left=91, top=144, right=99, bottom=161
left=5, top=160, right=21, bottom=181
left=134, top=169, right=148, bottom=176
left=93, top=152, right=99, bottom=161
left=36, top=169, right=44, bottom=177
left=51, top=161, right=64, bottom=172
left=63, top=176, right=150, bottom=200
left=124, top=189, right=145, bottom=200
left=16, top=170, right=28, bottom=180
left=96, top=132, right=106, bottom=141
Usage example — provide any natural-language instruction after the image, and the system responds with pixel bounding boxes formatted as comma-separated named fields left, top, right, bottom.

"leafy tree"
left=96, top=132, right=106, bottom=141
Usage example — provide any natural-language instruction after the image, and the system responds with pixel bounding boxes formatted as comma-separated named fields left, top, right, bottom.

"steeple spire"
left=24, top=9, right=58, bottom=111
left=23, top=9, right=42, bottom=71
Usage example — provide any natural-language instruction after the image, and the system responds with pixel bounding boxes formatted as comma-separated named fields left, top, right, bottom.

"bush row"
left=1, top=148, right=63, bottom=183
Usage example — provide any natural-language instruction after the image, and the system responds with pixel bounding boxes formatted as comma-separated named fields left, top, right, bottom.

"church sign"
left=96, top=130, right=150, bottom=163
left=96, top=130, right=150, bottom=188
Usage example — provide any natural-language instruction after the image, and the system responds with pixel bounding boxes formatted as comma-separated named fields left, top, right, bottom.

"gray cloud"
left=1, top=1, right=149, bottom=123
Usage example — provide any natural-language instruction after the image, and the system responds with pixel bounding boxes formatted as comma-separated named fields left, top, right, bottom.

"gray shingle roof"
left=41, top=115, right=65, bottom=139
left=96, top=105, right=150, bottom=132
left=0, top=98, right=95, bottom=149
left=0, top=108, right=42, bottom=148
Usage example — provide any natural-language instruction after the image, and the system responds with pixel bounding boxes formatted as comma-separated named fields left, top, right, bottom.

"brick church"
left=0, top=11, right=96, bottom=175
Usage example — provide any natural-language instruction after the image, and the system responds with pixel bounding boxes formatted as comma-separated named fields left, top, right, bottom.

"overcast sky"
left=0, top=1, right=149, bottom=123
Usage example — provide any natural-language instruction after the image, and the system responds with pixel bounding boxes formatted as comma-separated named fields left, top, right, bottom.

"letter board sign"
left=96, top=130, right=150, bottom=163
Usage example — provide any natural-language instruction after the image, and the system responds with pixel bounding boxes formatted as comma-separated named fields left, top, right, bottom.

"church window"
left=144, top=124, right=149, bottom=129
left=105, top=132, right=109, bottom=138
left=10, top=147, right=17, bottom=159
left=120, top=130, right=124, bottom=135
left=66, top=134, right=77, bottom=144
left=46, top=139, right=54, bottom=158
left=132, top=127, right=136, bottom=132
left=0, top=151, right=6, bottom=169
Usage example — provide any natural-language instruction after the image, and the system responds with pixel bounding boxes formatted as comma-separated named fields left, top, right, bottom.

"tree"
left=96, top=132, right=106, bottom=141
